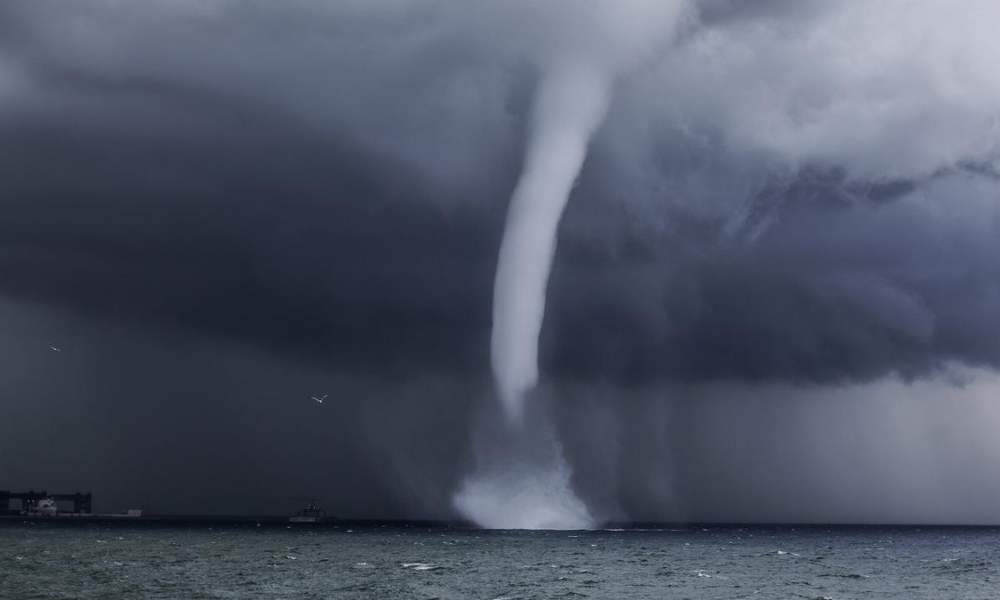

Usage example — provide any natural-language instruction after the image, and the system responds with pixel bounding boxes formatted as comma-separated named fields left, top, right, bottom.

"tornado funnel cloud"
left=491, top=66, right=611, bottom=423
left=469, top=1, right=687, bottom=529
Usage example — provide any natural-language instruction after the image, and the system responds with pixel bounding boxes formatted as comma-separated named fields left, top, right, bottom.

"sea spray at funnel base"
left=453, top=441, right=593, bottom=530
left=453, top=399, right=595, bottom=530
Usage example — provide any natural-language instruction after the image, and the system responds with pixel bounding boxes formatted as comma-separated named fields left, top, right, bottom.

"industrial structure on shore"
left=2, top=489, right=93, bottom=516
left=0, top=489, right=342, bottom=525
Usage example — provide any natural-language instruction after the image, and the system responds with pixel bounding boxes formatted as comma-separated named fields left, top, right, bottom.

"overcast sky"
left=2, top=0, right=1000, bottom=523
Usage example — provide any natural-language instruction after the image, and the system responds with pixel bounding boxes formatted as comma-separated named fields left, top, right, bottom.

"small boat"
left=289, top=501, right=326, bottom=523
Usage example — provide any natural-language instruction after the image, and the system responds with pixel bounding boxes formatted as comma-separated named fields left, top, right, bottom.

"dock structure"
left=1, top=490, right=93, bottom=515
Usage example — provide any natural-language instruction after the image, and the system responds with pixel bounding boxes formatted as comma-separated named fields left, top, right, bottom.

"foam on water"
left=402, top=562, right=441, bottom=571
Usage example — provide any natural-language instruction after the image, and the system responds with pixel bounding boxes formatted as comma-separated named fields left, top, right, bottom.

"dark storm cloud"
left=0, top=50, right=502, bottom=376
left=546, top=168, right=1000, bottom=384
left=2, top=0, right=998, bottom=388
left=0, top=114, right=499, bottom=375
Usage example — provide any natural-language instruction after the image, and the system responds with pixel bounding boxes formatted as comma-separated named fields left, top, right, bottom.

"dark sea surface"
left=2, top=522, right=999, bottom=599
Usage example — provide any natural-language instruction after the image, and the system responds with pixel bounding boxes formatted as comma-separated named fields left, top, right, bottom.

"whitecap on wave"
left=402, top=562, right=441, bottom=571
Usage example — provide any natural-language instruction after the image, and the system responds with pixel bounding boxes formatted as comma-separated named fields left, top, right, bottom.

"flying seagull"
left=311, top=394, right=328, bottom=404
left=49, top=346, right=62, bottom=352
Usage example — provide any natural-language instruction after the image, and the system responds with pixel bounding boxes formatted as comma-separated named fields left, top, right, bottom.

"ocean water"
left=2, top=523, right=999, bottom=599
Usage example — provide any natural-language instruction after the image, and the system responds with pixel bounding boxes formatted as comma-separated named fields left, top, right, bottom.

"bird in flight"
left=311, top=394, right=328, bottom=404
left=49, top=346, right=62, bottom=352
